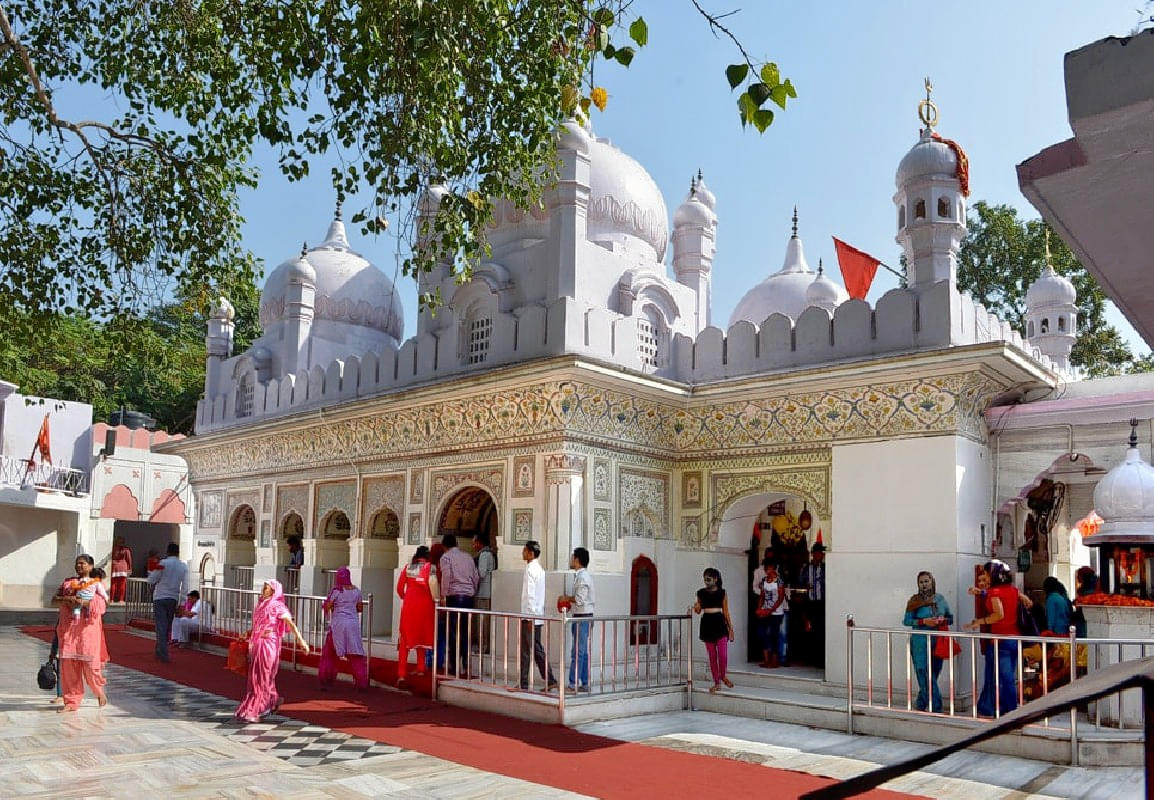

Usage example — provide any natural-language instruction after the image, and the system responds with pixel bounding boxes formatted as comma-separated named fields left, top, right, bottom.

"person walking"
left=473, top=532, right=497, bottom=653
left=519, top=540, right=557, bottom=691
left=693, top=568, right=735, bottom=693
left=557, top=547, right=595, bottom=692
left=148, top=542, right=188, bottom=663
left=52, top=554, right=108, bottom=711
left=757, top=562, right=788, bottom=669
left=235, top=579, right=309, bottom=723
left=439, top=534, right=480, bottom=677
left=395, top=546, right=439, bottom=687
left=109, top=537, right=132, bottom=603
left=318, top=566, right=368, bottom=690
left=903, top=570, right=953, bottom=713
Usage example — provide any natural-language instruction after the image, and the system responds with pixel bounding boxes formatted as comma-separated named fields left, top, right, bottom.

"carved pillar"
left=545, top=454, right=587, bottom=571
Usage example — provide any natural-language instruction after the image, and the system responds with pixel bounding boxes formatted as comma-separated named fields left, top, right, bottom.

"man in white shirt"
left=147, top=542, right=189, bottom=662
left=558, top=547, right=595, bottom=691
left=171, top=590, right=210, bottom=645
left=519, top=540, right=557, bottom=690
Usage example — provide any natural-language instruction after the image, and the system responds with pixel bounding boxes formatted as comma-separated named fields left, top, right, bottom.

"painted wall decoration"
left=593, top=458, right=612, bottom=502
left=682, top=516, right=703, bottom=547
left=179, top=371, right=1004, bottom=481
left=314, top=481, right=356, bottom=534
left=361, top=475, right=405, bottom=534
left=199, top=490, right=223, bottom=528
left=276, top=484, right=310, bottom=532
left=618, top=468, right=669, bottom=540
left=511, top=508, right=534, bottom=544
left=225, top=490, right=261, bottom=533
left=263, top=483, right=273, bottom=514
left=407, top=513, right=423, bottom=545
left=259, top=519, right=271, bottom=548
left=512, top=455, right=535, bottom=497
left=682, top=471, right=703, bottom=508
left=410, top=470, right=424, bottom=504
left=593, top=508, right=613, bottom=551
left=429, top=466, right=504, bottom=515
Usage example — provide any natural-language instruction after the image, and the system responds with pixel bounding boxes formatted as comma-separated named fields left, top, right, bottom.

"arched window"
left=323, top=511, right=352, bottom=540
left=937, top=197, right=950, bottom=218
left=898, top=205, right=906, bottom=228
left=637, top=305, right=667, bottom=370
left=235, top=373, right=254, bottom=418
left=915, top=199, right=926, bottom=220
left=1041, top=318, right=1050, bottom=334
left=630, top=555, right=659, bottom=645
left=461, top=302, right=493, bottom=366
left=1058, top=316, right=1066, bottom=332
left=1028, top=320, right=1035, bottom=338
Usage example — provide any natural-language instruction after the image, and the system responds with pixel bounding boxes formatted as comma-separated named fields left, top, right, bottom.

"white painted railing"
left=0, top=453, right=89, bottom=494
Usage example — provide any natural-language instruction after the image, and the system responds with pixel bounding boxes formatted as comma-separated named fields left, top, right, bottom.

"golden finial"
left=918, top=76, right=939, bottom=130
left=1044, top=227, right=1052, bottom=269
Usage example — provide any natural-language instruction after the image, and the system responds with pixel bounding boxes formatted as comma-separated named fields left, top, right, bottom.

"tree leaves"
left=726, top=63, right=749, bottom=89
left=729, top=61, right=794, bottom=130
left=629, top=17, right=648, bottom=47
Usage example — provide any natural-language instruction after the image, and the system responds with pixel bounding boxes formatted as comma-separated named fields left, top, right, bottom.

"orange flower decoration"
left=590, top=87, right=608, bottom=112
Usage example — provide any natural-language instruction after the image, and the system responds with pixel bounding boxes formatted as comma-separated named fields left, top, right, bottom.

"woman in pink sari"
left=52, top=554, right=108, bottom=711
left=318, top=566, right=368, bottom=689
left=235, top=579, right=309, bottom=723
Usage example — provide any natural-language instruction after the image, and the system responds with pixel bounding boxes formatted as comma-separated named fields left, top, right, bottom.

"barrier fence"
left=846, top=617, right=1153, bottom=765
left=122, top=578, right=374, bottom=679
left=432, top=606, right=693, bottom=719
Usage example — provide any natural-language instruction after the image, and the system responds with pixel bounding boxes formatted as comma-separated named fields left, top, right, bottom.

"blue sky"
left=236, top=1, right=1147, bottom=352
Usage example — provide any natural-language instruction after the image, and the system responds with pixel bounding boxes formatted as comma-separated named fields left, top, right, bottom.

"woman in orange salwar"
left=52, top=554, right=108, bottom=712
left=235, top=579, right=309, bottom=723
left=395, top=546, right=438, bottom=686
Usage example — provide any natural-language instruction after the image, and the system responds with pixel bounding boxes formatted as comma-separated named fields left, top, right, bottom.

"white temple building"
left=156, top=91, right=1152, bottom=692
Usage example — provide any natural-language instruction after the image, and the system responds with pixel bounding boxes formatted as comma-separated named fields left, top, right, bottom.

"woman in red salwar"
left=235, top=579, right=309, bottom=723
left=52, top=554, right=108, bottom=711
left=395, top=546, right=439, bottom=687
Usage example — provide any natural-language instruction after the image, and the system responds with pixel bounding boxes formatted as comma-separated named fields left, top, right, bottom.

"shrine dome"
left=729, top=213, right=817, bottom=325
left=805, top=263, right=848, bottom=313
left=896, top=129, right=957, bottom=188
left=586, top=136, right=669, bottom=261
left=1026, top=265, right=1077, bottom=309
left=260, top=215, right=404, bottom=344
left=1087, top=423, right=1154, bottom=543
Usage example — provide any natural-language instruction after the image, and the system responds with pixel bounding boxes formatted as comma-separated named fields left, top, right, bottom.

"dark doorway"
left=113, top=520, right=179, bottom=577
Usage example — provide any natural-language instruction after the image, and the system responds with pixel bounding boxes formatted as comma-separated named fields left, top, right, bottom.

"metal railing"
left=846, top=617, right=1154, bottom=765
left=231, top=565, right=254, bottom=590
left=123, top=580, right=373, bottom=681
left=431, top=606, right=692, bottom=720
left=282, top=566, right=301, bottom=596
left=0, top=453, right=89, bottom=494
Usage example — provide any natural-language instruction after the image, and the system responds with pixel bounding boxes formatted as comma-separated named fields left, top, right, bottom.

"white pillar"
left=545, top=454, right=586, bottom=571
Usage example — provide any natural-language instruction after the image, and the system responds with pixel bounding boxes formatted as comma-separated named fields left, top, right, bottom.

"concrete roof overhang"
left=1017, top=29, right=1154, bottom=347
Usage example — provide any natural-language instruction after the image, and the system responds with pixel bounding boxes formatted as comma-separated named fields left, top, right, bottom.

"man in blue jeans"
left=558, top=547, right=596, bottom=691
left=148, top=542, right=188, bottom=663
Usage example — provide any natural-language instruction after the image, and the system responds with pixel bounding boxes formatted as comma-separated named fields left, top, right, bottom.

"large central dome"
left=260, top=217, right=404, bottom=343
left=585, top=136, right=669, bottom=261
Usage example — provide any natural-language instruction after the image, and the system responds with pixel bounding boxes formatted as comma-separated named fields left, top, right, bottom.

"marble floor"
left=3, top=626, right=1144, bottom=799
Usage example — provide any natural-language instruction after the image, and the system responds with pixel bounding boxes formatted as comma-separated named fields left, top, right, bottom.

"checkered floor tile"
left=104, top=665, right=400, bottom=767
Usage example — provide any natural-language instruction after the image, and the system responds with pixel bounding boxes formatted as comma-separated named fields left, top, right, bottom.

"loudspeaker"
left=101, top=428, right=117, bottom=458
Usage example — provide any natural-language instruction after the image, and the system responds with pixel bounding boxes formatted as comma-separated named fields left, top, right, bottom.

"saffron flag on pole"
left=832, top=237, right=883, bottom=300
left=34, top=414, right=51, bottom=465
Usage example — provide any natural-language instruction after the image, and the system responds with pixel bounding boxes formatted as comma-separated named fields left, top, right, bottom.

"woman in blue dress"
left=903, top=570, right=953, bottom=712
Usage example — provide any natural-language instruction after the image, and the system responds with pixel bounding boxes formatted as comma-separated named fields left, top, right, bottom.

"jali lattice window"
left=637, top=316, right=659, bottom=368
left=467, top=316, right=493, bottom=365
left=235, top=374, right=254, bottom=418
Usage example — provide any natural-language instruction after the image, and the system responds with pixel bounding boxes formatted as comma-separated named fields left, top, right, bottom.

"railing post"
left=558, top=611, right=568, bottom=724
left=431, top=604, right=440, bottom=700
left=846, top=614, right=856, bottom=734
left=1069, top=624, right=1079, bottom=766
left=366, top=593, right=374, bottom=687
left=686, top=608, right=694, bottom=711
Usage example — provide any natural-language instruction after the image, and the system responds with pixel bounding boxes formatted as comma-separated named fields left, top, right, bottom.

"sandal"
left=58, top=705, right=79, bottom=713
left=722, top=678, right=734, bottom=688
left=708, top=685, right=720, bottom=694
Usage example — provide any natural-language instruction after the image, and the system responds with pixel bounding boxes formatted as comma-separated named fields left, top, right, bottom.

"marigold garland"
left=931, top=131, right=970, bottom=197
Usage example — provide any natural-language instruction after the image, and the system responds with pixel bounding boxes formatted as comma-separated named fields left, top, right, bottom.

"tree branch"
left=689, top=0, right=756, bottom=67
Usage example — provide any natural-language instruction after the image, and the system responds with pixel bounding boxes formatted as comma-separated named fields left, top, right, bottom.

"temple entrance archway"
left=436, top=485, right=499, bottom=549
left=222, top=504, right=257, bottom=588
left=716, top=490, right=827, bottom=674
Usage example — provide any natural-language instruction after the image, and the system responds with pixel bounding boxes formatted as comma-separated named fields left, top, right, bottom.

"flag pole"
left=22, top=413, right=48, bottom=484
left=876, top=261, right=904, bottom=281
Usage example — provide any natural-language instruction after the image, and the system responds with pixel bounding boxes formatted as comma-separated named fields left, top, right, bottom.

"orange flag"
left=34, top=414, right=51, bottom=465
left=832, top=237, right=883, bottom=300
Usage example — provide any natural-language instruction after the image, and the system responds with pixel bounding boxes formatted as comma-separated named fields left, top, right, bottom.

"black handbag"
left=37, top=659, right=57, bottom=691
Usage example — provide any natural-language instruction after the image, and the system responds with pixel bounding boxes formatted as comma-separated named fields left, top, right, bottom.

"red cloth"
left=988, top=584, right=1019, bottom=635
left=396, top=561, right=435, bottom=648
left=109, top=576, right=127, bottom=603
left=833, top=237, right=882, bottom=300
left=34, top=414, right=52, bottom=465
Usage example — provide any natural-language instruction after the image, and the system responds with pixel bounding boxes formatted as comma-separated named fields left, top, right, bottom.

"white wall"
left=0, top=506, right=80, bottom=606
left=1, top=394, right=93, bottom=470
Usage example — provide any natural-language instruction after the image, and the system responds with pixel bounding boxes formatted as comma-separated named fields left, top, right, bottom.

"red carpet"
left=23, top=626, right=922, bottom=799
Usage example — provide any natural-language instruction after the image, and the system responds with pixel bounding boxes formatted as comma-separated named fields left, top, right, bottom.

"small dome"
left=896, top=130, right=957, bottom=188
left=251, top=345, right=273, bottom=364
left=1088, top=424, right=1154, bottom=543
left=418, top=183, right=449, bottom=216
left=557, top=117, right=591, bottom=153
left=210, top=296, right=235, bottom=321
left=673, top=186, right=713, bottom=229
left=694, top=171, right=716, bottom=212
left=729, top=217, right=816, bottom=325
left=1026, top=265, right=1077, bottom=310
left=805, top=262, right=848, bottom=313
left=261, top=216, right=403, bottom=342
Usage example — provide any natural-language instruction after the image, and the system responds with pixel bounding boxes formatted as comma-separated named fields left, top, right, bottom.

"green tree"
left=1, top=1, right=792, bottom=318
left=957, top=201, right=1148, bottom=377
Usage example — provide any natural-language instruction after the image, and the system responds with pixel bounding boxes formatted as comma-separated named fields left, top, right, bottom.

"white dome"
left=896, top=130, right=957, bottom=188
left=1088, top=429, right=1154, bottom=543
left=729, top=232, right=815, bottom=325
left=805, top=264, right=848, bottom=313
left=694, top=172, right=717, bottom=212
left=260, top=218, right=404, bottom=342
left=673, top=192, right=713, bottom=228
left=586, top=137, right=669, bottom=260
left=1026, top=266, right=1077, bottom=309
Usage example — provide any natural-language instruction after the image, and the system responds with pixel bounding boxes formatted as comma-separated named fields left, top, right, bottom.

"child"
left=146, top=549, right=164, bottom=572
left=72, top=568, right=108, bottom=619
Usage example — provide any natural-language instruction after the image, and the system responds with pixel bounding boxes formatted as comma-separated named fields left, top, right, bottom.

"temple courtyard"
left=0, top=626, right=1141, bottom=799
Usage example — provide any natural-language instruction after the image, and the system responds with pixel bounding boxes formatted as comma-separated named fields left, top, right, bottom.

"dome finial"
left=1131, top=418, right=1140, bottom=449
left=1043, top=227, right=1056, bottom=275
left=791, top=206, right=799, bottom=238
left=335, top=198, right=342, bottom=221
left=689, top=175, right=697, bottom=197
left=697, top=168, right=704, bottom=182
left=918, top=76, right=939, bottom=130
left=301, top=241, right=308, bottom=257
left=817, top=257, right=824, bottom=276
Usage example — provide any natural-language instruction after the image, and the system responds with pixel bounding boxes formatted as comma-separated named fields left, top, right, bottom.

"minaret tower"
left=673, top=173, right=716, bottom=333
left=204, top=296, right=235, bottom=399
left=894, top=78, right=967, bottom=290
left=1025, top=229, right=1078, bottom=371
left=283, top=241, right=316, bottom=376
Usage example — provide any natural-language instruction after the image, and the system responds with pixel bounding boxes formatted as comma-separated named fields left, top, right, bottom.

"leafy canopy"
left=957, top=201, right=1150, bottom=377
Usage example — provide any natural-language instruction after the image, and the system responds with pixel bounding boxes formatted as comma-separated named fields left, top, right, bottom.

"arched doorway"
left=630, top=555, right=658, bottom=645
left=436, top=486, right=499, bottom=546
left=316, top=509, right=353, bottom=579
left=368, top=508, right=401, bottom=569
left=277, top=512, right=305, bottom=592
left=716, top=491, right=826, bottom=672
left=199, top=552, right=217, bottom=587
left=223, top=504, right=257, bottom=588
